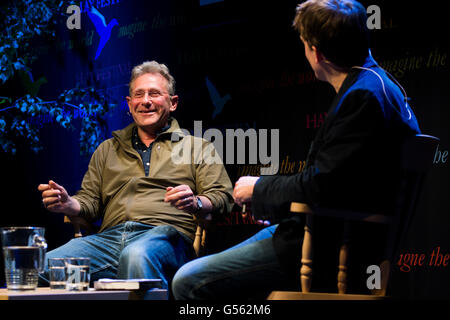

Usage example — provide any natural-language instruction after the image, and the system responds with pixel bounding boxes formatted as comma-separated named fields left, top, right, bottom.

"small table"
left=0, top=287, right=168, bottom=300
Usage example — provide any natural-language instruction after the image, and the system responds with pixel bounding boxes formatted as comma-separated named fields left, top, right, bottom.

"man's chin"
left=136, top=120, right=168, bottom=132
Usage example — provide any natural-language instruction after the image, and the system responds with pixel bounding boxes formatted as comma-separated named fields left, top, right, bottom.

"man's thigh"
left=40, top=229, right=122, bottom=284
left=123, top=225, right=194, bottom=266
left=172, top=225, right=291, bottom=299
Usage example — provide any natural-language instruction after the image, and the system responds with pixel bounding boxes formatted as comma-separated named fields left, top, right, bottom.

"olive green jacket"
left=73, top=118, right=233, bottom=240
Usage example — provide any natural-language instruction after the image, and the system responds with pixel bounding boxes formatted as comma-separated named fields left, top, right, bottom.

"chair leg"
left=301, top=215, right=313, bottom=292
left=337, top=243, right=349, bottom=294
left=337, top=221, right=350, bottom=294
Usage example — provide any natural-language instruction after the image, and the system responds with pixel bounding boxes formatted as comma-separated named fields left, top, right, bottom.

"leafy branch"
left=0, top=88, right=116, bottom=155
left=0, top=0, right=116, bottom=157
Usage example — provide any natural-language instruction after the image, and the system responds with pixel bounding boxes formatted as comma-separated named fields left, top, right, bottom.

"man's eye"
left=149, top=91, right=161, bottom=97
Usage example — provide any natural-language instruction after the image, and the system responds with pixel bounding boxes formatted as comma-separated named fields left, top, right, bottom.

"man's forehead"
left=131, top=73, right=168, bottom=90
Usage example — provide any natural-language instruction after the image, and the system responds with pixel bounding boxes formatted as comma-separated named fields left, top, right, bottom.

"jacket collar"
left=327, top=54, right=376, bottom=114
left=112, top=117, right=187, bottom=154
left=336, top=55, right=377, bottom=97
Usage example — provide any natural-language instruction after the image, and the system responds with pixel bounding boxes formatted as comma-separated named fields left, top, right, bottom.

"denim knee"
left=172, top=263, right=195, bottom=300
left=118, top=244, right=151, bottom=273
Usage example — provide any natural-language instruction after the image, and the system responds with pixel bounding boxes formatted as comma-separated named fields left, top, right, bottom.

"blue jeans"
left=39, top=222, right=195, bottom=289
left=172, top=224, right=298, bottom=299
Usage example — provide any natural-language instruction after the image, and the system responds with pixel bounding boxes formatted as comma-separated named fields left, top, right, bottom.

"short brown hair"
left=293, top=0, right=369, bottom=68
left=129, top=61, right=176, bottom=96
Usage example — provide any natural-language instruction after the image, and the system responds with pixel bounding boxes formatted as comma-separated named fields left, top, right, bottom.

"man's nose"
left=142, top=93, right=152, bottom=104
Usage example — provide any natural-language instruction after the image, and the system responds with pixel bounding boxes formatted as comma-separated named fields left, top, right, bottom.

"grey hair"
left=129, top=61, right=176, bottom=96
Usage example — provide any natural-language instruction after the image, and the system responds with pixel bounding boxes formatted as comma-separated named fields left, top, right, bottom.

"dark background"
left=0, top=0, right=449, bottom=298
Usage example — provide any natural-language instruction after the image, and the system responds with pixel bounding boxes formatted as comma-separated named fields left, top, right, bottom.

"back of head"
left=293, top=0, right=369, bottom=69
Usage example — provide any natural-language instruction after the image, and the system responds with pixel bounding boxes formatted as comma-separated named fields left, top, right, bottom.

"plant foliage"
left=0, top=0, right=116, bottom=156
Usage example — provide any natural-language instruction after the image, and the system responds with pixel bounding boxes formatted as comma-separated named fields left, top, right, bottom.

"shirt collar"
left=132, top=120, right=172, bottom=150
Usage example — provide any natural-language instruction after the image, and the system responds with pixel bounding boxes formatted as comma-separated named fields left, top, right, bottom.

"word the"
left=151, top=11, right=188, bottom=30
left=433, top=144, right=448, bottom=164
left=171, top=121, right=279, bottom=175
left=398, top=247, right=450, bottom=272
left=279, top=155, right=306, bottom=174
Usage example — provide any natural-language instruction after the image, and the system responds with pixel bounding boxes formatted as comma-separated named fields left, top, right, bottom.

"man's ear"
left=170, top=95, right=179, bottom=112
left=311, top=45, right=325, bottom=64
left=126, top=96, right=132, bottom=112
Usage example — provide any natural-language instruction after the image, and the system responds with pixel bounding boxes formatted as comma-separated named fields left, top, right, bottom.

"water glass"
left=48, top=258, right=66, bottom=289
left=65, top=257, right=90, bottom=291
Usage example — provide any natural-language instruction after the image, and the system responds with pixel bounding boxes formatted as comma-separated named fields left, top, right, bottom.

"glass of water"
left=48, top=258, right=66, bottom=289
left=65, top=257, right=90, bottom=291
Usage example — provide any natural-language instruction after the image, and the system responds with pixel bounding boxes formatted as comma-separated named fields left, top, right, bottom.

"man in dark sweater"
left=172, top=0, right=420, bottom=299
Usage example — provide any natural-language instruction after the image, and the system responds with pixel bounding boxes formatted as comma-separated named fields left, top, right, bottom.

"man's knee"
left=172, top=263, right=195, bottom=299
left=119, top=243, right=150, bottom=267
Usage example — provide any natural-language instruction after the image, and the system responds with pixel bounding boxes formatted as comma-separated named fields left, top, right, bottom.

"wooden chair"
left=64, top=215, right=209, bottom=257
left=268, top=134, right=440, bottom=300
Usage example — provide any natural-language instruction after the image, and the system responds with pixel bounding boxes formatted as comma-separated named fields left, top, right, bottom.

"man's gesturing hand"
left=38, top=180, right=80, bottom=216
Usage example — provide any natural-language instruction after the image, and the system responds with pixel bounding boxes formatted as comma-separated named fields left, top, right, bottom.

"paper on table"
left=94, top=278, right=163, bottom=290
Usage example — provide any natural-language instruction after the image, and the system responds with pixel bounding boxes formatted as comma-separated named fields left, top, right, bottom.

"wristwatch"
left=195, top=196, right=203, bottom=213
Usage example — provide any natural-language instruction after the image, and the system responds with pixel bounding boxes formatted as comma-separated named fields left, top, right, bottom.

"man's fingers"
left=38, top=184, right=50, bottom=191
left=49, top=180, right=68, bottom=195
left=43, top=196, right=62, bottom=207
left=165, top=189, right=193, bottom=202
left=174, top=196, right=194, bottom=208
left=42, top=189, right=61, bottom=198
left=165, top=185, right=188, bottom=196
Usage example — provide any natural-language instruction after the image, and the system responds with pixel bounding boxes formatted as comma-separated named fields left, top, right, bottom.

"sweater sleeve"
left=252, top=89, right=385, bottom=222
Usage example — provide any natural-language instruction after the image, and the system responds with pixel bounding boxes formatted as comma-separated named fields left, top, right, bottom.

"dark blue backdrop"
left=1, top=0, right=449, bottom=298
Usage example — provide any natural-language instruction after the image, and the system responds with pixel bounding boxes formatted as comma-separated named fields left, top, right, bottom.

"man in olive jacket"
left=38, top=61, right=233, bottom=289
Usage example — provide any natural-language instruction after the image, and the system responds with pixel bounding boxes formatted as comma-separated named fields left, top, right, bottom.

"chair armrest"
left=63, top=215, right=98, bottom=237
left=290, top=202, right=392, bottom=224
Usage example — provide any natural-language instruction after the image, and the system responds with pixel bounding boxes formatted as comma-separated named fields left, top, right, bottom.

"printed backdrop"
left=0, top=0, right=449, bottom=298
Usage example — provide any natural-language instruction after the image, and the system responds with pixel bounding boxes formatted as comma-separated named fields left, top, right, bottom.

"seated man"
left=38, top=61, right=233, bottom=290
left=172, top=0, right=420, bottom=299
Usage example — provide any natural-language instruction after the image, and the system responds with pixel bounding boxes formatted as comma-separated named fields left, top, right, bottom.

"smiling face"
left=126, top=72, right=178, bottom=136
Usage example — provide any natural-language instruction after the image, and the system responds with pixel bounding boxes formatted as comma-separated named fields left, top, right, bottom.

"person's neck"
left=328, top=71, right=349, bottom=93
left=321, top=62, right=350, bottom=93
left=137, top=125, right=162, bottom=147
